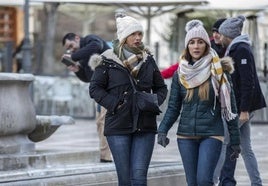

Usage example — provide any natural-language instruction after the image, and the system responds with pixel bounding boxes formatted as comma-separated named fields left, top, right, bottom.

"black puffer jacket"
left=71, top=34, right=110, bottom=82
left=89, top=49, right=168, bottom=135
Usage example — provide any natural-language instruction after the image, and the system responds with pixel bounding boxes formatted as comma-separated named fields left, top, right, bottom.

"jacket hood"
left=225, top=34, right=251, bottom=56
left=230, top=34, right=251, bottom=46
left=89, top=48, right=150, bottom=70
left=220, top=56, right=234, bottom=74
left=88, top=49, right=124, bottom=70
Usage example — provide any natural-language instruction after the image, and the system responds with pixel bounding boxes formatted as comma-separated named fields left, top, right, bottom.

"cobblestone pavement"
left=36, top=119, right=268, bottom=186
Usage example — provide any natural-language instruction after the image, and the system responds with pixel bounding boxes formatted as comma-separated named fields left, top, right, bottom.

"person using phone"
left=62, top=33, right=113, bottom=163
left=62, top=33, right=110, bottom=82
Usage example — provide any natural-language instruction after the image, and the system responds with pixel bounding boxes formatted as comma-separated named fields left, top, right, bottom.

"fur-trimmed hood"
left=88, top=49, right=122, bottom=70
left=220, top=56, right=234, bottom=74
left=88, top=54, right=102, bottom=71
left=89, top=49, right=234, bottom=75
left=88, top=48, right=150, bottom=71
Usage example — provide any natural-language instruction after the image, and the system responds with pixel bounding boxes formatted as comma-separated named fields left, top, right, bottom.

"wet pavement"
left=36, top=118, right=268, bottom=186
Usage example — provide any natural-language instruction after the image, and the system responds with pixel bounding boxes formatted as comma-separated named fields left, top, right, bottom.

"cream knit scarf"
left=179, top=48, right=237, bottom=121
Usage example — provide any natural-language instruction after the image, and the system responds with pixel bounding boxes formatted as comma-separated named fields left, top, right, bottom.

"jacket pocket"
left=105, top=95, right=133, bottom=130
left=138, top=112, right=157, bottom=131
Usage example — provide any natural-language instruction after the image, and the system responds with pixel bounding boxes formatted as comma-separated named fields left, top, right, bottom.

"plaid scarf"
left=112, top=39, right=147, bottom=77
left=179, top=48, right=237, bottom=121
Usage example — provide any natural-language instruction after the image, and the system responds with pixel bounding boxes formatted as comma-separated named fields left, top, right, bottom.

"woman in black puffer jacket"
left=89, top=12, right=167, bottom=186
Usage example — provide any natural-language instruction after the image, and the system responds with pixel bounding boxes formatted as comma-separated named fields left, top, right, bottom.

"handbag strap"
left=126, top=72, right=137, bottom=93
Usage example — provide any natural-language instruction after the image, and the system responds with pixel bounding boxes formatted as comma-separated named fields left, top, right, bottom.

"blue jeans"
left=219, top=114, right=262, bottom=186
left=106, top=132, right=155, bottom=186
left=177, top=137, right=222, bottom=186
left=219, top=143, right=237, bottom=186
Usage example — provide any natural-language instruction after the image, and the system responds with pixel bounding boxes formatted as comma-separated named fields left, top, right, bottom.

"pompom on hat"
left=184, top=19, right=211, bottom=47
left=115, top=11, right=143, bottom=43
left=219, top=15, right=246, bottom=39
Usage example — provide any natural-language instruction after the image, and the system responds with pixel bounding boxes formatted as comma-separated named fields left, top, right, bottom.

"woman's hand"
left=157, top=133, right=170, bottom=147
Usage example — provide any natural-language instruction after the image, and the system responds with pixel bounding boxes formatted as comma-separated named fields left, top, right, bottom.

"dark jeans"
left=219, top=144, right=237, bottom=186
left=219, top=113, right=262, bottom=186
left=177, top=137, right=222, bottom=186
left=107, top=132, right=155, bottom=186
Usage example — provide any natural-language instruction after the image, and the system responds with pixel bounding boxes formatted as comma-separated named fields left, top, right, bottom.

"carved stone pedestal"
left=0, top=73, right=36, bottom=154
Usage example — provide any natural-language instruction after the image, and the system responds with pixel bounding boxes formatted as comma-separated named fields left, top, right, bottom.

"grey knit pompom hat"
left=219, top=15, right=246, bottom=39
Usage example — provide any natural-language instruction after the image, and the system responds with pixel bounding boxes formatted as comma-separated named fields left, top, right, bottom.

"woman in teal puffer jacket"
left=157, top=20, right=240, bottom=186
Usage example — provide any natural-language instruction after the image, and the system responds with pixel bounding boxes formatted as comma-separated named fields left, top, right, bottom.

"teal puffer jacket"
left=158, top=72, right=240, bottom=145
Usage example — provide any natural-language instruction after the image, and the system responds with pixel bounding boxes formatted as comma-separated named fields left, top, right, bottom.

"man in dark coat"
left=62, top=33, right=110, bottom=82
left=62, top=33, right=112, bottom=163
left=219, top=15, right=266, bottom=186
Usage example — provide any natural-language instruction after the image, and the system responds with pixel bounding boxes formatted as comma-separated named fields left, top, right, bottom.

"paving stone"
left=0, top=118, right=267, bottom=186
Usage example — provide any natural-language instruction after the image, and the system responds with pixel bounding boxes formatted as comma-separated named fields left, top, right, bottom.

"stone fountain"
left=0, top=73, right=186, bottom=186
left=0, top=73, right=74, bottom=171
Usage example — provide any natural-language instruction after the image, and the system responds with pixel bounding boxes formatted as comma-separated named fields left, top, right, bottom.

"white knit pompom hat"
left=184, top=19, right=211, bottom=47
left=115, top=11, right=143, bottom=43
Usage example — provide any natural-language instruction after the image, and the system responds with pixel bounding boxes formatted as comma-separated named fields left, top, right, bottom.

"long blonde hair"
left=117, top=39, right=126, bottom=59
left=185, top=80, right=210, bottom=101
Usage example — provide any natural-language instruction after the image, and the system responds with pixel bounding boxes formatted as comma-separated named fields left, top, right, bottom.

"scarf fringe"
left=211, top=49, right=237, bottom=121
left=222, top=109, right=238, bottom=121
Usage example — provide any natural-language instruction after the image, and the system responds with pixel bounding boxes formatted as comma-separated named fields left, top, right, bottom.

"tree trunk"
left=41, top=3, right=59, bottom=75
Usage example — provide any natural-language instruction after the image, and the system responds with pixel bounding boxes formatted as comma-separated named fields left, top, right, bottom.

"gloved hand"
left=230, top=145, right=241, bottom=161
left=157, top=133, right=170, bottom=148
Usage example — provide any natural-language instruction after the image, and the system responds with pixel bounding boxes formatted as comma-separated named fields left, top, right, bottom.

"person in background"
left=160, top=18, right=226, bottom=79
left=218, top=15, right=266, bottom=186
left=157, top=19, right=240, bottom=186
left=62, top=33, right=113, bottom=163
left=210, top=17, right=229, bottom=185
left=160, top=62, right=179, bottom=79
left=12, top=38, right=24, bottom=72
left=89, top=12, right=167, bottom=185
left=62, top=33, right=110, bottom=82
left=211, top=18, right=226, bottom=58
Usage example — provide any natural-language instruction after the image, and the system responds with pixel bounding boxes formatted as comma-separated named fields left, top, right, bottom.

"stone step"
left=0, top=161, right=185, bottom=186
left=0, top=149, right=99, bottom=171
